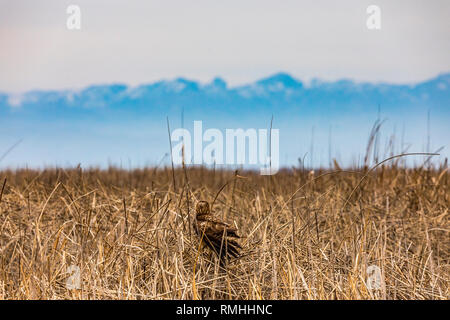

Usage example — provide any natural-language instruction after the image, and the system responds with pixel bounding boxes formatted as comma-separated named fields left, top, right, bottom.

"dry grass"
left=0, top=164, right=448, bottom=300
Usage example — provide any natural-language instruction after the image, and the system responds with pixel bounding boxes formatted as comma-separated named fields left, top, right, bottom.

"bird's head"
left=195, top=200, right=210, bottom=216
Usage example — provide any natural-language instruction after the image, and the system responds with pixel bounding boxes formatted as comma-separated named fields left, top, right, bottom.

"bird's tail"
left=204, top=234, right=242, bottom=264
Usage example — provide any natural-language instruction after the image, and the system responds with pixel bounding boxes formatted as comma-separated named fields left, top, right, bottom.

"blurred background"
left=0, top=0, right=448, bottom=169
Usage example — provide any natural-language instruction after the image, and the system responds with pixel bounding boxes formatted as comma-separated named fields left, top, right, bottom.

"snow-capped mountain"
left=1, top=72, right=449, bottom=115
left=0, top=72, right=448, bottom=169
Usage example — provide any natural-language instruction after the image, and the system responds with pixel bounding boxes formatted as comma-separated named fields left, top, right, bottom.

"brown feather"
left=194, top=200, right=242, bottom=264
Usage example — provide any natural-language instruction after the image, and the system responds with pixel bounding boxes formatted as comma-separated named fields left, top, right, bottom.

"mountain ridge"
left=1, top=72, right=448, bottom=169
left=1, top=72, right=449, bottom=116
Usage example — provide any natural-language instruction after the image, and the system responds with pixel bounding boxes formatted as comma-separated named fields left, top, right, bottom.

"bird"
left=194, top=200, right=242, bottom=264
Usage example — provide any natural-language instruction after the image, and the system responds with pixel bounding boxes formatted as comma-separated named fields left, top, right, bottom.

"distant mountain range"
left=1, top=72, right=449, bottom=119
left=0, top=72, right=448, bottom=169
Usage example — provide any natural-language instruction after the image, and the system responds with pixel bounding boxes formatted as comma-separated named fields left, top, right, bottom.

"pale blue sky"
left=0, top=0, right=449, bottom=92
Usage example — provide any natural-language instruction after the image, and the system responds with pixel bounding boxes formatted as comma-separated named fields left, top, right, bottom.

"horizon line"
left=2, top=70, right=449, bottom=95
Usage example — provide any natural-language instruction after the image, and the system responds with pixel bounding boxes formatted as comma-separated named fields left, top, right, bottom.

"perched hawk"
left=194, top=200, right=242, bottom=263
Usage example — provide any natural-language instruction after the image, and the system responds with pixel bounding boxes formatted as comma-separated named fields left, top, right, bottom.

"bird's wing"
left=196, top=218, right=242, bottom=261
left=199, top=216, right=240, bottom=238
left=202, top=215, right=231, bottom=226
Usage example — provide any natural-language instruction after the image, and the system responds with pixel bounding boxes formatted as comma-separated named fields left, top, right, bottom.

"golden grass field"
left=0, top=164, right=448, bottom=299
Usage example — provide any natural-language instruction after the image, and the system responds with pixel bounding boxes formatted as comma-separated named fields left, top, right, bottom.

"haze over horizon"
left=2, top=70, right=450, bottom=96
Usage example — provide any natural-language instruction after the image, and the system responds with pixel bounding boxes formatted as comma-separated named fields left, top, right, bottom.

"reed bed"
left=0, top=164, right=448, bottom=299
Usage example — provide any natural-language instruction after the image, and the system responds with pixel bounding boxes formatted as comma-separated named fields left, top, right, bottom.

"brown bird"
left=194, top=200, right=242, bottom=264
